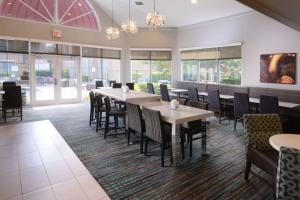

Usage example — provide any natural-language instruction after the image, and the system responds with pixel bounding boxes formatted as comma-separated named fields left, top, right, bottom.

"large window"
left=181, top=45, right=241, bottom=85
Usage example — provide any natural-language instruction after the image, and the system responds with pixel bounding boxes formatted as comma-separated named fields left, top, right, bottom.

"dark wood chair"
left=126, top=83, right=134, bottom=90
left=142, top=107, right=173, bottom=167
left=103, top=96, right=126, bottom=139
left=260, top=95, right=279, bottom=114
left=244, top=114, right=282, bottom=188
left=3, top=81, right=16, bottom=88
left=109, top=80, right=116, bottom=86
left=95, top=81, right=104, bottom=88
left=126, top=102, right=145, bottom=153
left=89, top=91, right=96, bottom=126
left=95, top=94, right=106, bottom=132
left=233, top=92, right=250, bottom=131
left=207, top=89, right=230, bottom=124
left=147, top=82, right=155, bottom=94
left=112, top=83, right=122, bottom=88
left=188, top=87, right=199, bottom=102
left=181, top=101, right=207, bottom=158
left=276, top=147, right=300, bottom=199
left=2, top=86, right=22, bottom=123
left=160, top=84, right=170, bottom=102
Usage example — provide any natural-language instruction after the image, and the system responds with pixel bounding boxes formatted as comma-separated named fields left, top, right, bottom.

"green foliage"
left=82, top=75, right=88, bottom=82
left=36, top=70, right=52, bottom=77
left=134, top=82, right=170, bottom=95
left=62, top=69, right=70, bottom=78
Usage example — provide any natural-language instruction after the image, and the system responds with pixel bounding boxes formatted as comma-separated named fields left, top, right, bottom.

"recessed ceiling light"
left=67, top=12, right=72, bottom=16
left=7, top=2, right=12, bottom=5
left=191, top=0, right=197, bottom=4
left=78, top=2, right=82, bottom=7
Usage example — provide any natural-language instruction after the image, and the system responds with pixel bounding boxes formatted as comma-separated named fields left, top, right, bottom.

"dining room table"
left=269, top=134, right=300, bottom=151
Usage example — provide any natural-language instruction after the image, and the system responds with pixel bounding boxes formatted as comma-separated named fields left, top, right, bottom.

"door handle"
left=54, top=78, right=57, bottom=85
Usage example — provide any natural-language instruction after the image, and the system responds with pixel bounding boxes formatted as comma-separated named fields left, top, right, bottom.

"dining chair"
left=142, top=107, right=173, bottom=167
left=126, top=102, right=145, bottom=153
left=95, top=94, right=106, bottom=132
left=109, top=80, right=117, bottom=86
left=181, top=101, right=207, bottom=158
left=3, top=81, right=16, bottom=88
left=147, top=82, right=155, bottom=94
left=244, top=114, right=282, bottom=188
left=188, top=87, right=199, bottom=102
left=160, top=84, right=170, bottom=102
left=89, top=91, right=96, bottom=126
left=126, top=83, right=135, bottom=90
left=260, top=95, right=279, bottom=114
left=112, top=83, right=122, bottom=88
left=2, top=86, right=22, bottom=123
left=103, top=96, right=126, bottom=139
left=207, top=89, right=230, bottom=124
left=95, top=80, right=104, bottom=88
left=276, top=147, right=300, bottom=200
left=233, top=92, right=250, bottom=131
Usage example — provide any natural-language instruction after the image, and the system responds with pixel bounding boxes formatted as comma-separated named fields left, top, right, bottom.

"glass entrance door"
left=31, top=55, right=81, bottom=105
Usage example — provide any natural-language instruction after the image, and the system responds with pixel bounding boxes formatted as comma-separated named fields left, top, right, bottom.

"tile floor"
left=0, top=120, right=110, bottom=200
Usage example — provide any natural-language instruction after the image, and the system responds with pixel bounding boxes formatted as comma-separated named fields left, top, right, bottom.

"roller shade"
left=0, top=39, right=29, bottom=53
left=131, top=50, right=172, bottom=60
left=218, top=46, right=241, bottom=59
left=57, top=44, right=80, bottom=56
left=198, top=48, right=218, bottom=60
left=31, top=42, right=80, bottom=56
left=102, top=49, right=121, bottom=59
left=82, top=47, right=102, bottom=58
left=180, top=50, right=198, bottom=60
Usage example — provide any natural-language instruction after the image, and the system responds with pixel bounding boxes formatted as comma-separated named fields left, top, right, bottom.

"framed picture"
left=260, top=53, right=296, bottom=84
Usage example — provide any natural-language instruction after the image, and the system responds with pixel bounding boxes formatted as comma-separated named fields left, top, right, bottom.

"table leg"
left=171, top=123, right=182, bottom=166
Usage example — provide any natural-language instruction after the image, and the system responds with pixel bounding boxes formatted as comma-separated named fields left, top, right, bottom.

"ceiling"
left=93, top=0, right=253, bottom=28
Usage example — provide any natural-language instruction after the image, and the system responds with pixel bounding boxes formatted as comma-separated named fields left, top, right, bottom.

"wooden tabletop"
left=170, top=89, right=188, bottom=93
left=93, top=88, right=161, bottom=103
left=140, top=101, right=214, bottom=124
left=198, top=92, right=234, bottom=100
left=269, top=134, right=300, bottom=151
left=249, top=98, right=298, bottom=108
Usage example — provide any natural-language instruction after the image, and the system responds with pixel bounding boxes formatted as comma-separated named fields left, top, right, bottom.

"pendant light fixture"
left=121, top=0, right=138, bottom=33
left=145, top=0, right=165, bottom=30
left=106, top=0, right=120, bottom=40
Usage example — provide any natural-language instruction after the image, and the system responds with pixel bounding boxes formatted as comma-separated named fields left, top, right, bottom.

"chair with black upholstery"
left=112, top=83, right=122, bottom=88
left=207, top=89, right=230, bottom=124
left=188, top=87, right=199, bottom=102
left=233, top=92, right=250, bottom=131
left=181, top=101, right=207, bottom=158
left=109, top=80, right=117, bottom=86
left=3, top=81, right=16, bottom=88
left=126, top=102, right=145, bottom=153
left=276, top=147, right=300, bottom=200
left=126, top=83, right=135, bottom=90
left=244, top=114, right=282, bottom=188
left=142, top=107, right=173, bottom=167
left=260, top=95, right=279, bottom=114
left=89, top=91, right=96, bottom=126
left=95, top=81, right=104, bottom=88
left=147, top=82, right=155, bottom=94
left=2, top=86, right=22, bottom=123
left=103, top=96, right=126, bottom=139
left=95, top=94, right=106, bottom=132
left=160, top=84, right=170, bottom=102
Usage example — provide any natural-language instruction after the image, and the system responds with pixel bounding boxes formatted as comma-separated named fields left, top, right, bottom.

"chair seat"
left=96, top=107, right=106, bottom=112
left=109, top=108, right=126, bottom=116
left=181, top=120, right=206, bottom=134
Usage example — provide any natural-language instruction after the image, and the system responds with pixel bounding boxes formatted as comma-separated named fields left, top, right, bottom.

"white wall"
left=176, top=11, right=300, bottom=90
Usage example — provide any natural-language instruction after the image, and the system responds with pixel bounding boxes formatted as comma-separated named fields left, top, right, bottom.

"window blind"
left=0, top=39, right=29, bottom=53
left=31, top=42, right=80, bottom=56
left=82, top=47, right=121, bottom=59
left=218, top=46, right=241, bottom=59
left=131, top=50, right=172, bottom=60
left=102, top=49, right=121, bottom=59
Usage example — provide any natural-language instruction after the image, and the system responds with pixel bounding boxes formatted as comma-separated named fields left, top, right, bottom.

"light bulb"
left=191, top=0, right=197, bottom=4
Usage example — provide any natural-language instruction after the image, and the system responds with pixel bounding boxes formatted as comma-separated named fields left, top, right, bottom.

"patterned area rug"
left=7, top=103, right=274, bottom=200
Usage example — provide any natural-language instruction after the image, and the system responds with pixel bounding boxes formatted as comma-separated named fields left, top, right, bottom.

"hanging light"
left=106, top=0, right=120, bottom=40
left=121, top=0, right=138, bottom=33
left=191, top=0, right=197, bottom=4
left=145, top=0, right=165, bottom=30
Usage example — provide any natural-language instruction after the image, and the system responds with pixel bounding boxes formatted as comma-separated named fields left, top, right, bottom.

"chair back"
left=126, top=83, right=134, bottom=90
left=95, top=94, right=104, bottom=109
left=147, top=83, right=155, bottom=94
left=109, top=80, right=116, bottom=86
left=234, top=92, right=250, bottom=117
left=3, top=81, right=16, bottom=88
left=276, top=147, right=300, bottom=200
left=3, top=86, right=22, bottom=109
left=188, top=87, right=199, bottom=102
left=207, top=90, right=221, bottom=112
left=160, top=84, right=170, bottom=102
left=126, top=102, right=143, bottom=133
left=104, top=96, right=111, bottom=112
left=244, top=114, right=282, bottom=151
left=89, top=91, right=95, bottom=109
left=95, top=81, right=103, bottom=88
left=112, top=83, right=122, bottom=88
left=260, top=95, right=279, bottom=114
left=142, top=107, right=163, bottom=144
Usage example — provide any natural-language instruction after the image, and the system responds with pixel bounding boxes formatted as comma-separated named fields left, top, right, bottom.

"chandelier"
left=106, top=0, right=120, bottom=40
left=145, top=0, right=165, bottom=30
left=121, top=0, right=138, bottom=33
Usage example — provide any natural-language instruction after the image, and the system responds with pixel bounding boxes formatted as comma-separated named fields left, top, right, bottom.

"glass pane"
left=199, top=60, right=217, bottom=83
left=61, top=58, right=78, bottom=99
left=151, top=60, right=171, bottom=85
left=0, top=53, right=30, bottom=105
left=181, top=60, right=198, bottom=81
left=35, top=58, right=55, bottom=101
left=102, top=59, right=121, bottom=83
left=131, top=60, right=150, bottom=83
left=219, top=59, right=241, bottom=85
left=81, top=57, right=101, bottom=100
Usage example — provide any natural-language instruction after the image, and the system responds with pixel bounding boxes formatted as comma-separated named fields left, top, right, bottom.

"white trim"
left=129, top=48, right=172, bottom=51
left=179, top=42, right=242, bottom=51
left=59, top=0, right=78, bottom=23
left=61, top=10, right=94, bottom=25
left=39, top=0, right=55, bottom=22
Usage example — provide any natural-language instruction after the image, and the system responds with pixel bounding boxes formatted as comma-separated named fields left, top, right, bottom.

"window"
left=181, top=45, right=241, bottom=85
left=102, top=59, right=121, bottom=82
left=131, top=60, right=151, bottom=83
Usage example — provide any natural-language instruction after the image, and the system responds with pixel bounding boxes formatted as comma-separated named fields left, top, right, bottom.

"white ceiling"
left=93, top=0, right=253, bottom=28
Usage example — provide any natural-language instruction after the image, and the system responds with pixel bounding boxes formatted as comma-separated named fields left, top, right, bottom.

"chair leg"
left=104, top=115, right=109, bottom=139
left=114, top=116, right=117, bottom=133
left=96, top=112, right=99, bottom=132
left=201, top=131, right=207, bottom=152
left=234, top=118, right=237, bottom=131
left=181, top=134, right=185, bottom=160
left=144, top=137, right=148, bottom=156
left=170, top=143, right=173, bottom=165
left=140, top=133, right=144, bottom=154
left=189, top=134, right=193, bottom=157
left=219, top=112, right=221, bottom=124
left=161, top=144, right=165, bottom=167
left=20, top=107, right=23, bottom=121
left=245, top=160, right=251, bottom=181
left=99, top=112, right=102, bottom=127
left=89, top=109, right=92, bottom=126
left=127, top=128, right=131, bottom=145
